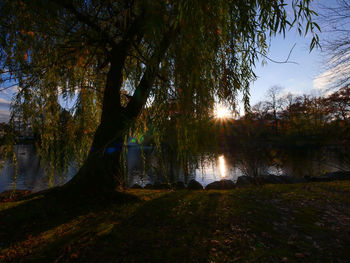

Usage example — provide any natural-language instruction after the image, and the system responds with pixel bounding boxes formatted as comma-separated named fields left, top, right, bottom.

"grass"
left=1, top=181, right=350, bottom=262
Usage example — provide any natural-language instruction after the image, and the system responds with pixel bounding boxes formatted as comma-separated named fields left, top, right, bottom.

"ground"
left=0, top=181, right=350, bottom=263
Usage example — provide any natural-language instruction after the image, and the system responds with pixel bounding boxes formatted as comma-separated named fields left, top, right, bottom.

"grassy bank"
left=1, top=181, right=350, bottom=263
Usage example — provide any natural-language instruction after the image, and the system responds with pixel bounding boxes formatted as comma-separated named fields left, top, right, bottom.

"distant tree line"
left=247, top=85, right=350, bottom=139
left=212, top=85, right=350, bottom=178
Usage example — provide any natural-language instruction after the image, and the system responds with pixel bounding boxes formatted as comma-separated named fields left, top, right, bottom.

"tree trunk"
left=63, top=83, right=129, bottom=193
left=64, top=136, right=126, bottom=193
left=63, top=28, right=174, bottom=195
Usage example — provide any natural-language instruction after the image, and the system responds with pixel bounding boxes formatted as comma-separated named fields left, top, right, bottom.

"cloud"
left=280, top=89, right=301, bottom=97
left=0, top=109, right=9, bottom=123
left=313, top=71, right=332, bottom=91
left=0, top=98, right=10, bottom=108
left=313, top=60, right=350, bottom=91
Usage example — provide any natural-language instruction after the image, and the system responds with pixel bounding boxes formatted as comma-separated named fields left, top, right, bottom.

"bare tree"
left=320, top=0, right=350, bottom=87
left=250, top=101, right=269, bottom=121
left=265, top=86, right=284, bottom=134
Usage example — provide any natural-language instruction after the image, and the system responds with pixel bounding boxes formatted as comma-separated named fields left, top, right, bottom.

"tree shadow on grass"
left=80, top=191, right=224, bottom=263
left=0, top=187, right=139, bottom=249
left=0, top=190, right=224, bottom=263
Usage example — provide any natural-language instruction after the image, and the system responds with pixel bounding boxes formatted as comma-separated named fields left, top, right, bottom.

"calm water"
left=127, top=146, right=245, bottom=187
left=0, top=145, right=78, bottom=192
left=0, top=144, right=348, bottom=192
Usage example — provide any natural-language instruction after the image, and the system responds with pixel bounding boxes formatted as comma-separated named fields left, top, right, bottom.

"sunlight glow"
left=218, top=155, right=227, bottom=178
left=215, top=104, right=231, bottom=119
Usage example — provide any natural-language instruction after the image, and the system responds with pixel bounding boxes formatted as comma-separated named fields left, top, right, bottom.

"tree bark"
left=64, top=28, right=174, bottom=194
left=63, top=58, right=128, bottom=193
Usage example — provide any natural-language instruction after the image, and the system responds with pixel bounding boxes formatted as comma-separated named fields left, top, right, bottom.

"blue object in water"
left=105, top=147, right=116, bottom=154
left=105, top=141, right=123, bottom=154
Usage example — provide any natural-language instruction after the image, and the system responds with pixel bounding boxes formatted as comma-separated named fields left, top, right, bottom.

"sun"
left=215, top=104, right=231, bottom=119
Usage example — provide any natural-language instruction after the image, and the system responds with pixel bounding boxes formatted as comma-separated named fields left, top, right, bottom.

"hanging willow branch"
left=0, top=0, right=320, bottom=187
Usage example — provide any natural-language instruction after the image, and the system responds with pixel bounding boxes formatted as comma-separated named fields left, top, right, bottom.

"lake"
left=0, top=144, right=349, bottom=192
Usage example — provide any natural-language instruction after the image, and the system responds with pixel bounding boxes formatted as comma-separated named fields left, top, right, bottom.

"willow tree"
left=0, top=0, right=319, bottom=194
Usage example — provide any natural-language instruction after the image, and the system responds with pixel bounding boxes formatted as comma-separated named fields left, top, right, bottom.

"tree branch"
left=125, top=27, right=176, bottom=119
left=99, top=14, right=145, bottom=123
left=259, top=43, right=298, bottom=65
left=49, top=0, right=117, bottom=48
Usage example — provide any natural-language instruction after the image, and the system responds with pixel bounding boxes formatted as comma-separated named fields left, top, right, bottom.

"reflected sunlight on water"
left=2, top=145, right=349, bottom=191
left=218, top=155, right=227, bottom=178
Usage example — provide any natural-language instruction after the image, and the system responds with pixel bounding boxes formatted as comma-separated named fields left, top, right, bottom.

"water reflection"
left=218, top=155, right=227, bottom=178
left=194, top=155, right=242, bottom=187
left=0, top=145, right=77, bottom=192
left=1, top=144, right=349, bottom=192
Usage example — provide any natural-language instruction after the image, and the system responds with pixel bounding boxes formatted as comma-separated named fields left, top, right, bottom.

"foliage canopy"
left=0, top=0, right=319, bottom=189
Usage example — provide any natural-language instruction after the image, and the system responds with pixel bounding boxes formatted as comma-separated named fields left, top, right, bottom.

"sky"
left=249, top=30, right=323, bottom=106
left=0, top=89, right=13, bottom=123
left=0, top=0, right=343, bottom=122
left=249, top=0, right=339, bottom=107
